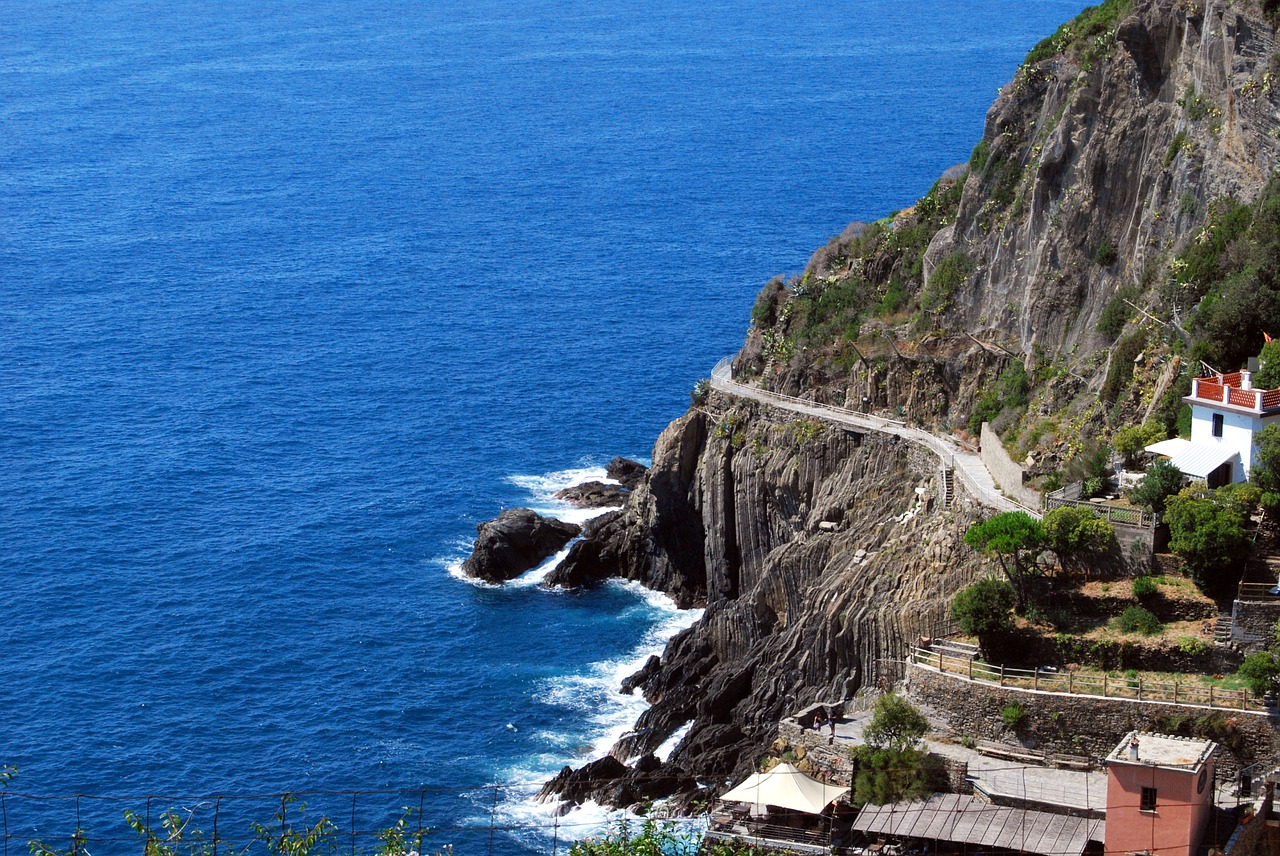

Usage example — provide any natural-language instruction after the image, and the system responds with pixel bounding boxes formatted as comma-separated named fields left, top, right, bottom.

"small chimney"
left=1241, top=370, right=1254, bottom=391
left=1129, top=737, right=1140, bottom=761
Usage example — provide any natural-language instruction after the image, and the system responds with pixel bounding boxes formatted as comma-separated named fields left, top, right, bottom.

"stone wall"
left=775, top=719, right=854, bottom=784
left=1232, top=599, right=1280, bottom=652
left=1113, top=522, right=1157, bottom=574
left=980, top=422, right=1041, bottom=510
left=1227, top=788, right=1278, bottom=856
left=907, top=665, right=1280, bottom=778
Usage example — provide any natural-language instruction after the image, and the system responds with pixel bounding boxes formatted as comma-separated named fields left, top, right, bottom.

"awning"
left=1168, top=444, right=1239, bottom=479
left=851, top=793, right=1103, bottom=856
left=720, top=762, right=849, bottom=815
left=1144, top=438, right=1192, bottom=458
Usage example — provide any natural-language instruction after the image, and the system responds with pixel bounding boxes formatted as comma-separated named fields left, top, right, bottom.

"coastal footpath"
left=536, top=0, right=1280, bottom=812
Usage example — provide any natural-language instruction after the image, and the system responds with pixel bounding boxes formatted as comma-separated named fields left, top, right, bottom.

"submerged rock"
left=461, top=509, right=579, bottom=584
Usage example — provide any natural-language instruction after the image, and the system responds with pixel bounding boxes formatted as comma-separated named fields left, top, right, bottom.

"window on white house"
left=1213, top=413, right=1224, bottom=437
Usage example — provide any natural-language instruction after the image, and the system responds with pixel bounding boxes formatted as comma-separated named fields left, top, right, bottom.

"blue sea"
left=1, top=1, right=1084, bottom=852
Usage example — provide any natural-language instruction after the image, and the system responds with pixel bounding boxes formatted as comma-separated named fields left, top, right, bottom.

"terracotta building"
left=1103, top=731, right=1217, bottom=856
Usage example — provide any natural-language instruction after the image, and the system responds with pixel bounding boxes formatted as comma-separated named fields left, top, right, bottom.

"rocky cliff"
left=541, top=0, right=1280, bottom=810
left=542, top=396, right=988, bottom=807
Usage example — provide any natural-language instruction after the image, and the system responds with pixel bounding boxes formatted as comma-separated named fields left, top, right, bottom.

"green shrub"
left=951, top=578, right=1016, bottom=653
left=1255, top=339, right=1280, bottom=389
left=1166, top=489, right=1251, bottom=596
left=1024, top=0, right=1133, bottom=65
left=1114, top=422, right=1166, bottom=464
left=968, top=361, right=1032, bottom=434
left=750, top=277, right=786, bottom=328
left=1182, top=86, right=1215, bottom=121
left=1177, top=636, right=1211, bottom=657
left=1094, top=239, right=1118, bottom=266
left=850, top=747, right=946, bottom=808
left=1128, top=458, right=1183, bottom=513
left=1043, top=506, right=1117, bottom=567
left=863, top=694, right=930, bottom=752
left=1101, top=331, right=1147, bottom=403
left=1132, top=576, right=1159, bottom=599
left=1000, top=703, right=1027, bottom=730
left=1096, top=286, right=1139, bottom=338
left=1082, top=476, right=1105, bottom=499
left=921, top=252, right=974, bottom=314
left=690, top=378, right=711, bottom=407
left=1185, top=179, right=1280, bottom=371
left=1116, top=605, right=1164, bottom=635
left=1237, top=652, right=1280, bottom=697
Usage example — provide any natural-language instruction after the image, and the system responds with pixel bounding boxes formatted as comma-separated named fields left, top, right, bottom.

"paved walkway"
left=709, top=359, right=1034, bottom=516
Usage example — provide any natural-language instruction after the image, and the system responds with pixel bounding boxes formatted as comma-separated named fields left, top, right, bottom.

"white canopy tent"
left=719, top=762, right=849, bottom=815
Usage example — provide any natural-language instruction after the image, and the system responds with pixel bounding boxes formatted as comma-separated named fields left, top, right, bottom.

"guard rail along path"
left=910, top=646, right=1270, bottom=714
left=710, top=358, right=1036, bottom=516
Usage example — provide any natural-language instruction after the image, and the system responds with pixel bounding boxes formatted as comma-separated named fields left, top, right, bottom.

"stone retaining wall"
left=1058, top=588, right=1216, bottom=622
left=775, top=720, right=854, bottom=783
left=980, top=422, right=1042, bottom=510
left=1232, top=598, right=1280, bottom=652
left=907, top=664, right=1280, bottom=778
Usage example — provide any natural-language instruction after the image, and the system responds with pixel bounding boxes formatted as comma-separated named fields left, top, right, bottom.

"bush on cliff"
left=951, top=578, right=1016, bottom=658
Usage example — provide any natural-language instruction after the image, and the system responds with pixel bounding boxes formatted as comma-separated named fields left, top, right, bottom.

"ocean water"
left=1, top=0, right=1084, bottom=852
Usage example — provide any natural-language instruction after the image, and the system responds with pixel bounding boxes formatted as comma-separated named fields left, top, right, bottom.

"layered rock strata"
left=542, top=396, right=989, bottom=808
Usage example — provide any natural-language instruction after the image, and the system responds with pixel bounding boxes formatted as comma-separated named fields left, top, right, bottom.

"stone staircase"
left=940, top=466, right=955, bottom=509
left=1213, top=613, right=1234, bottom=646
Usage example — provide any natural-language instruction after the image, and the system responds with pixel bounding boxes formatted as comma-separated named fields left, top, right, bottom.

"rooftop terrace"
left=1187, top=371, right=1280, bottom=413
left=1105, top=731, right=1216, bottom=771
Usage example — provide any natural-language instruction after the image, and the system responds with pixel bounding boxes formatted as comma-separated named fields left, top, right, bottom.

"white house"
left=1145, top=369, right=1280, bottom=487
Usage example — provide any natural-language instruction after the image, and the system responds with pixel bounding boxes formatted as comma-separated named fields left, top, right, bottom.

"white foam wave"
left=508, top=466, right=617, bottom=495
left=508, top=466, right=624, bottom=525
left=655, top=721, right=692, bottom=762
left=442, top=556, right=499, bottom=589
left=507, top=541, right=577, bottom=588
left=490, top=582, right=705, bottom=847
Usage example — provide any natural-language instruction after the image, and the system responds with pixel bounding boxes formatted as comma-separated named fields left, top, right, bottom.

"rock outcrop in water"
left=540, top=0, right=1280, bottom=811
left=461, top=509, right=579, bottom=584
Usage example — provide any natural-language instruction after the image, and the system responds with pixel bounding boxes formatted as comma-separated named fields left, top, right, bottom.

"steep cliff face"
left=544, top=396, right=986, bottom=807
left=938, top=0, right=1280, bottom=357
left=542, top=0, right=1280, bottom=810
left=737, top=0, right=1280, bottom=438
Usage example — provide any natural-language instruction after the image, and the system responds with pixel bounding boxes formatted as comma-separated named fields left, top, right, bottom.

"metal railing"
left=1238, top=582, right=1280, bottom=600
left=909, top=647, right=1268, bottom=713
left=1042, top=495, right=1158, bottom=528
left=0, top=782, right=711, bottom=856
